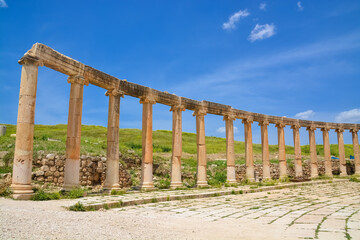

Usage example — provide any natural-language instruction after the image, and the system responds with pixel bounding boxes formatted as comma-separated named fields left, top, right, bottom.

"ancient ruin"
left=11, top=43, right=360, bottom=199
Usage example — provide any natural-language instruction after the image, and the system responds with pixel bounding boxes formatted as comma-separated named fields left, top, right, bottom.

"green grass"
left=1, top=124, right=359, bottom=158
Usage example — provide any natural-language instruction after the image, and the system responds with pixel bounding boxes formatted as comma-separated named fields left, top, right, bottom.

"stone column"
left=259, top=120, right=271, bottom=180
left=276, top=122, right=287, bottom=179
left=224, top=114, right=236, bottom=184
left=291, top=124, right=303, bottom=178
left=321, top=127, right=333, bottom=177
left=194, top=109, right=208, bottom=187
left=350, top=128, right=360, bottom=174
left=140, top=96, right=156, bottom=190
left=242, top=118, right=255, bottom=181
left=11, top=56, right=42, bottom=200
left=306, top=126, right=318, bottom=178
left=335, top=128, right=347, bottom=176
left=63, top=75, right=87, bottom=191
left=104, top=89, right=124, bottom=190
left=170, top=105, right=185, bottom=189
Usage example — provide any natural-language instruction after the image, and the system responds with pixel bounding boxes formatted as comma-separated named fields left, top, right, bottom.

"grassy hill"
left=0, top=124, right=357, bottom=158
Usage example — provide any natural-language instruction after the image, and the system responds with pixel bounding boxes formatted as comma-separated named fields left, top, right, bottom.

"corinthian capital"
left=67, top=75, right=88, bottom=86
left=105, top=89, right=124, bottom=98
left=18, top=55, right=43, bottom=66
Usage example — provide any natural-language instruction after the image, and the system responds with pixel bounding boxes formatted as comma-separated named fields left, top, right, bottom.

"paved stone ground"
left=0, top=181, right=359, bottom=239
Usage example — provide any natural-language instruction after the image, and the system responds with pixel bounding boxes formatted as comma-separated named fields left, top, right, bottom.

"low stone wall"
left=32, top=153, right=132, bottom=188
left=235, top=159, right=355, bottom=181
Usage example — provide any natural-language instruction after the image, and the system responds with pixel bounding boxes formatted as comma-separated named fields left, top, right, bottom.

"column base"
left=226, top=179, right=237, bottom=184
left=246, top=178, right=255, bottom=182
left=195, top=181, right=208, bottom=188
left=62, top=183, right=80, bottom=192
left=310, top=174, right=319, bottom=179
left=103, top=184, right=121, bottom=192
left=170, top=182, right=183, bottom=189
left=140, top=182, right=155, bottom=191
left=10, top=184, right=34, bottom=200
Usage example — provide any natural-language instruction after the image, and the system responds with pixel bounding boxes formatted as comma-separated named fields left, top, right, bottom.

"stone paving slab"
left=106, top=181, right=360, bottom=239
left=62, top=179, right=347, bottom=210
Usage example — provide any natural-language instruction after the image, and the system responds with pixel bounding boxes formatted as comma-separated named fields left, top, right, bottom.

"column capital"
left=193, top=108, right=207, bottom=117
left=275, top=122, right=286, bottom=129
left=306, top=126, right=317, bottom=131
left=18, top=55, right=44, bottom=67
left=139, top=96, right=156, bottom=104
left=291, top=124, right=301, bottom=130
left=350, top=128, right=359, bottom=133
left=258, top=120, right=269, bottom=126
left=170, top=104, right=186, bottom=112
left=105, top=89, right=124, bottom=98
left=241, top=117, right=253, bottom=124
left=223, top=114, right=236, bottom=121
left=321, top=126, right=330, bottom=132
left=67, top=75, right=88, bottom=86
left=335, top=128, right=344, bottom=133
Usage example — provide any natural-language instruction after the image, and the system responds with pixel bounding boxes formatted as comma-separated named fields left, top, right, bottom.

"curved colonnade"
left=11, top=43, right=360, bottom=199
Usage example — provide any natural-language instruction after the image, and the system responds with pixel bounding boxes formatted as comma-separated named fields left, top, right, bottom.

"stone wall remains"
left=235, top=159, right=355, bottom=181
left=32, top=153, right=132, bottom=188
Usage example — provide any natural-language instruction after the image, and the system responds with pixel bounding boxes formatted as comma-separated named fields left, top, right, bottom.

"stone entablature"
left=21, top=43, right=360, bottom=130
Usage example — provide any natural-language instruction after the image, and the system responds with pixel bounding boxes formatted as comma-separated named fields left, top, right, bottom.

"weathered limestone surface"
left=276, top=123, right=287, bottom=179
left=224, top=115, right=236, bottom=183
left=321, top=127, right=333, bottom=177
left=306, top=126, right=318, bottom=178
left=243, top=118, right=254, bottom=181
left=63, top=75, right=87, bottom=191
left=11, top=56, right=42, bottom=199
left=351, top=129, right=360, bottom=174
left=259, top=120, right=271, bottom=180
left=170, top=104, right=185, bottom=188
left=140, top=97, right=156, bottom=190
left=194, top=109, right=208, bottom=187
left=292, top=124, right=303, bottom=178
left=336, top=128, right=347, bottom=176
left=104, top=89, right=124, bottom=190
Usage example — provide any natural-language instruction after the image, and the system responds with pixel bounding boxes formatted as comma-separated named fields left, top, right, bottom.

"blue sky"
left=0, top=0, right=360, bottom=146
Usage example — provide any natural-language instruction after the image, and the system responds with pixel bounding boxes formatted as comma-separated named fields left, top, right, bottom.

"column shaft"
left=170, top=106, right=184, bottom=188
left=336, top=129, right=347, bottom=176
left=351, top=129, right=360, bottom=174
left=322, top=128, right=333, bottom=177
left=276, top=124, right=287, bottom=179
left=307, top=127, right=318, bottom=178
left=63, top=76, right=86, bottom=190
left=11, top=57, right=41, bottom=199
left=104, top=90, right=123, bottom=190
left=243, top=118, right=254, bottom=181
left=195, top=110, right=207, bottom=187
left=292, top=125, right=303, bottom=178
left=260, top=121, right=271, bottom=180
left=225, top=116, right=236, bottom=183
left=140, top=98, right=155, bottom=190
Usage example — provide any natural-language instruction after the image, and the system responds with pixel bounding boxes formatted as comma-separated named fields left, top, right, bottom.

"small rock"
left=46, top=154, right=55, bottom=160
left=41, top=165, right=49, bottom=171
left=35, top=170, right=45, bottom=176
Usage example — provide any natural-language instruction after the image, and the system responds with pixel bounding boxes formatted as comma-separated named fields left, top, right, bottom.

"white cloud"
left=259, top=3, right=267, bottom=11
left=335, top=109, right=360, bottom=123
left=297, top=1, right=304, bottom=11
left=248, top=23, right=276, bottom=42
left=222, top=9, right=250, bottom=30
left=0, top=0, right=7, bottom=8
left=295, top=110, right=315, bottom=120
left=216, top=126, right=239, bottom=134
